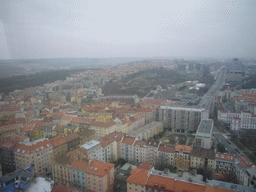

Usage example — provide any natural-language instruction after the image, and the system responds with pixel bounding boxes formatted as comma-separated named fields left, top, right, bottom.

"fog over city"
left=0, top=0, right=256, bottom=60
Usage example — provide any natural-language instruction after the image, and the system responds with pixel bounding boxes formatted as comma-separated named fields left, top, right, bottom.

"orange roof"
left=137, top=162, right=151, bottom=170
left=6, top=135, right=29, bottom=143
left=61, top=114, right=73, bottom=121
left=215, top=153, right=234, bottom=161
left=146, top=174, right=175, bottom=191
left=126, top=167, right=149, bottom=185
left=98, top=131, right=124, bottom=148
left=134, top=140, right=146, bottom=147
left=133, top=114, right=144, bottom=119
left=158, top=144, right=175, bottom=153
left=50, top=136, right=67, bottom=147
left=137, top=108, right=156, bottom=112
left=91, top=120, right=116, bottom=127
left=86, top=159, right=114, bottom=176
left=175, top=145, right=192, bottom=151
left=71, top=160, right=89, bottom=171
left=14, top=139, right=52, bottom=154
left=63, top=132, right=80, bottom=143
left=205, top=185, right=233, bottom=192
left=21, top=124, right=34, bottom=132
left=174, top=180, right=205, bottom=192
left=122, top=136, right=135, bottom=145
left=51, top=184, right=83, bottom=192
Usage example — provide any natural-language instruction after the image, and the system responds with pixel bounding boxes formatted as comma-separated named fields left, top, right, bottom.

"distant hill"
left=102, top=67, right=186, bottom=97
left=0, top=68, right=96, bottom=95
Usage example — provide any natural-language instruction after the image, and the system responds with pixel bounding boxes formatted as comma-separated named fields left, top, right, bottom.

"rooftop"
left=196, top=119, right=213, bottom=137
left=81, top=140, right=100, bottom=150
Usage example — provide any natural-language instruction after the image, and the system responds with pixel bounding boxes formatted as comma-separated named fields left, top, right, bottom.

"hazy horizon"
left=0, top=0, right=256, bottom=60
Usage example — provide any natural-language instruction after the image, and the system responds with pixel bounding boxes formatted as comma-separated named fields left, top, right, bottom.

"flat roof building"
left=194, top=119, right=213, bottom=149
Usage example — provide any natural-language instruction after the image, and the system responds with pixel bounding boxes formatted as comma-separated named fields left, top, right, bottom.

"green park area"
left=161, top=132, right=195, bottom=146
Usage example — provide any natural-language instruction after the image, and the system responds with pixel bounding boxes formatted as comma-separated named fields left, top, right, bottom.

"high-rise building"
left=159, top=106, right=205, bottom=132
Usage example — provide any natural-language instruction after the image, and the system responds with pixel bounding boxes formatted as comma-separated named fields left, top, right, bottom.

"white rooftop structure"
left=81, top=140, right=100, bottom=150
left=26, top=177, right=52, bottom=192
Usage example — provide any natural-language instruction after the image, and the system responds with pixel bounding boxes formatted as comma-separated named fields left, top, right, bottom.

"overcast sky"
left=0, top=0, right=255, bottom=60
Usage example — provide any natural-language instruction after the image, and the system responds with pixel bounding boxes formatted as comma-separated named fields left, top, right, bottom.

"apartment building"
left=136, top=108, right=156, bottom=124
left=100, top=94, right=139, bottom=104
left=86, top=159, right=115, bottom=192
left=173, top=145, right=192, bottom=171
left=159, top=106, right=204, bottom=132
left=77, top=128, right=95, bottom=144
left=128, top=121, right=163, bottom=141
left=81, top=140, right=105, bottom=161
left=157, top=144, right=175, bottom=165
left=0, top=142, right=16, bottom=174
left=134, top=140, right=147, bottom=164
left=63, top=132, right=80, bottom=151
left=0, top=124, right=23, bottom=139
left=71, top=159, right=89, bottom=191
left=190, top=148, right=215, bottom=170
left=98, top=131, right=124, bottom=162
left=52, top=154, right=74, bottom=186
left=127, top=114, right=145, bottom=131
left=121, top=136, right=136, bottom=162
left=218, top=110, right=240, bottom=124
left=194, top=119, right=213, bottom=149
left=231, top=111, right=256, bottom=131
left=126, top=162, right=151, bottom=192
left=215, top=153, right=235, bottom=175
left=49, top=135, right=68, bottom=157
left=218, top=110, right=256, bottom=131
left=14, top=138, right=53, bottom=174
left=127, top=162, right=235, bottom=192
left=90, top=120, right=121, bottom=139
left=145, top=140, right=160, bottom=165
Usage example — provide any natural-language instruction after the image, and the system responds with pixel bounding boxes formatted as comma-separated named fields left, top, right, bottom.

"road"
left=198, top=67, right=227, bottom=111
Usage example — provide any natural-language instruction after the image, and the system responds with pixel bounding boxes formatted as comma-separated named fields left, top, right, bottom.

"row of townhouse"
left=59, top=113, right=146, bottom=140
left=51, top=151, right=115, bottom=192
left=126, top=162, right=256, bottom=192
left=218, top=110, right=256, bottom=131
left=0, top=129, right=90, bottom=175
left=121, top=134, right=215, bottom=171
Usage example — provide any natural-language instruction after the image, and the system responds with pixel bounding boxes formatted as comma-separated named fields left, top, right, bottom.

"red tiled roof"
left=6, top=135, right=29, bottom=143
left=91, top=120, right=116, bottom=127
left=175, top=145, right=192, bottom=151
left=1, top=141, right=16, bottom=148
left=122, top=136, right=135, bottom=145
left=51, top=184, right=83, bottom=192
left=50, top=136, right=67, bottom=147
left=137, top=162, right=151, bottom=170
left=215, top=153, right=234, bottom=161
left=137, top=108, right=156, bottom=112
left=14, top=139, right=52, bottom=154
left=146, top=174, right=175, bottom=191
left=134, top=140, right=146, bottom=147
left=63, top=132, right=80, bottom=143
left=71, top=160, right=89, bottom=171
left=86, top=159, right=114, bottom=176
left=174, top=180, right=205, bottom=192
left=61, top=114, right=73, bottom=121
left=126, top=167, right=149, bottom=185
left=158, top=144, right=175, bottom=153
left=22, top=124, right=34, bottom=132
left=133, top=114, right=144, bottom=119
left=98, top=131, right=124, bottom=148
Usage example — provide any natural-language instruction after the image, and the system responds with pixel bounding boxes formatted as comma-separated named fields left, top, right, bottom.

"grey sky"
left=0, top=0, right=255, bottom=59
